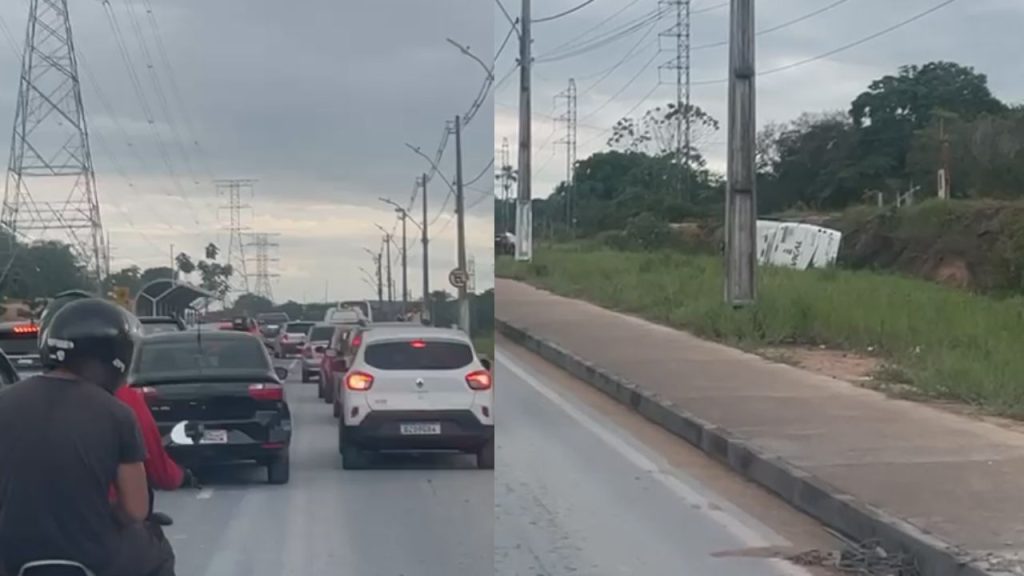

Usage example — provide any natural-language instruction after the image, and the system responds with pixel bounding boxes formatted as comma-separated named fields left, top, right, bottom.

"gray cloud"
left=0, top=0, right=494, bottom=300
left=496, top=0, right=1023, bottom=197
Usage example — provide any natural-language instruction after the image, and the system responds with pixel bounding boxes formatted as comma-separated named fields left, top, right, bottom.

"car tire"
left=323, top=378, right=335, bottom=405
left=301, top=371, right=310, bottom=383
left=268, top=451, right=290, bottom=484
left=341, top=438, right=369, bottom=470
left=317, top=373, right=325, bottom=398
left=476, top=438, right=495, bottom=470
left=333, top=399, right=340, bottom=418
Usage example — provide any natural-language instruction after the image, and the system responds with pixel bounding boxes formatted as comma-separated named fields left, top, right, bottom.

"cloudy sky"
left=494, top=0, right=1023, bottom=201
left=0, top=0, right=493, bottom=302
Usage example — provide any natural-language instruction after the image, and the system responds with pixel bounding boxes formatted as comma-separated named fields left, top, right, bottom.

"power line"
left=580, top=49, right=661, bottom=124
left=537, top=8, right=665, bottom=63
left=542, top=0, right=646, bottom=56
left=693, top=0, right=856, bottom=51
left=691, top=0, right=959, bottom=86
left=464, top=158, right=495, bottom=187
left=494, top=0, right=519, bottom=35
left=533, top=0, right=598, bottom=24
left=495, top=20, right=518, bottom=62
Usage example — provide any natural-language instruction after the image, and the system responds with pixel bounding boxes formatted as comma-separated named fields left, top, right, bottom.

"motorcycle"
left=16, top=421, right=195, bottom=576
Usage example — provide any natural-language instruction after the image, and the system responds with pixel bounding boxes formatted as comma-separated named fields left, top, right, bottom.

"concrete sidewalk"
left=497, top=279, right=1024, bottom=576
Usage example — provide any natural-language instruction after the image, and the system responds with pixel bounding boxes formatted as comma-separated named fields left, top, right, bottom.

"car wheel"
left=317, top=373, right=325, bottom=398
left=341, top=442, right=369, bottom=470
left=268, top=451, right=290, bottom=484
left=323, top=378, right=335, bottom=404
left=301, top=371, right=310, bottom=384
left=476, top=438, right=495, bottom=470
left=333, top=399, right=340, bottom=418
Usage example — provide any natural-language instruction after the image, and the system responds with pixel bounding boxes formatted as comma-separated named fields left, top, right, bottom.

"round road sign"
left=449, top=268, right=468, bottom=289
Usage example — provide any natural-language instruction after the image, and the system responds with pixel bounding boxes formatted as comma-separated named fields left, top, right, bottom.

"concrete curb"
left=497, top=317, right=994, bottom=576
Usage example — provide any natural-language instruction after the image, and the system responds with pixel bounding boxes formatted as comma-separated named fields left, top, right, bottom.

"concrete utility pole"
left=455, top=115, right=470, bottom=334
left=374, top=226, right=394, bottom=304
left=421, top=174, right=430, bottom=325
left=399, top=210, right=408, bottom=315
left=515, top=0, right=533, bottom=262
left=364, top=247, right=383, bottom=303
left=724, top=0, right=757, bottom=306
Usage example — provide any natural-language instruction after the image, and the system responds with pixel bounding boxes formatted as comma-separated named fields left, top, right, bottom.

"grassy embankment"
left=473, top=336, right=495, bottom=360
left=497, top=245, right=1024, bottom=417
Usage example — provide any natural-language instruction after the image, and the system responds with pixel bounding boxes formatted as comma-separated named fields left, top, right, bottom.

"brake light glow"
left=351, top=333, right=362, bottom=348
left=346, top=371, right=374, bottom=391
left=12, top=324, right=37, bottom=334
left=248, top=383, right=284, bottom=401
left=466, top=370, right=492, bottom=391
left=410, top=339, right=427, bottom=349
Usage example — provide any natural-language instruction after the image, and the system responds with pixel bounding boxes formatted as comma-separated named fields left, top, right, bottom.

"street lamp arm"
left=405, top=143, right=458, bottom=198
left=445, top=38, right=494, bottom=80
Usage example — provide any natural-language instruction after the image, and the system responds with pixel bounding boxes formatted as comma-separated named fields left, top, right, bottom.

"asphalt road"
left=495, top=340, right=836, bottom=576
left=157, top=358, right=494, bottom=576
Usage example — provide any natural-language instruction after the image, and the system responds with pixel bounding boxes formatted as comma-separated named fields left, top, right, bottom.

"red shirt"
left=113, top=386, right=184, bottom=491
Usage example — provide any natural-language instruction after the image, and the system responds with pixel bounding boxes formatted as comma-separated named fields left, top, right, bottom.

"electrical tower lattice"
left=658, top=0, right=692, bottom=200
left=555, top=79, right=578, bottom=234
left=496, top=138, right=516, bottom=234
left=247, top=233, right=279, bottom=301
left=1, top=0, right=107, bottom=281
left=217, top=179, right=255, bottom=294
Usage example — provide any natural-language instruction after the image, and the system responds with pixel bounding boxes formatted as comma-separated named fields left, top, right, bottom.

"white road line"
left=197, top=488, right=214, bottom=500
left=496, top=349, right=813, bottom=576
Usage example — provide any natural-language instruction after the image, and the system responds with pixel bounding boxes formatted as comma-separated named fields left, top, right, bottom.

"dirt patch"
left=759, top=346, right=879, bottom=384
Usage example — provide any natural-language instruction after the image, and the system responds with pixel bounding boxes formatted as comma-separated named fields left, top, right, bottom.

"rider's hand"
left=181, top=468, right=202, bottom=489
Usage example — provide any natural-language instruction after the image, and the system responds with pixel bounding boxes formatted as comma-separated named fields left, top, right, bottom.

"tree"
left=104, top=265, right=142, bottom=295
left=233, top=293, right=274, bottom=315
left=849, top=61, right=1005, bottom=189
left=0, top=236, right=91, bottom=298
left=175, top=253, right=196, bottom=277
left=205, top=243, right=220, bottom=261
left=608, top=102, right=719, bottom=162
left=196, top=261, right=233, bottom=300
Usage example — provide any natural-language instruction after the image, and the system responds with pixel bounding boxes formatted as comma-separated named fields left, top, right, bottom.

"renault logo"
left=415, top=378, right=424, bottom=389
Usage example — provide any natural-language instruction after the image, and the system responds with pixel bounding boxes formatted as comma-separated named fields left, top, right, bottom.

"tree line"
left=496, top=61, right=1022, bottom=246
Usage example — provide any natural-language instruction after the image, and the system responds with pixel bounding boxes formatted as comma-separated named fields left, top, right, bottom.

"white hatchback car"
left=337, top=326, right=494, bottom=470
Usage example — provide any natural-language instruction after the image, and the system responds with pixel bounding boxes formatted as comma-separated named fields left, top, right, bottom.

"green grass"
left=497, top=246, right=1024, bottom=417
left=473, top=335, right=494, bottom=359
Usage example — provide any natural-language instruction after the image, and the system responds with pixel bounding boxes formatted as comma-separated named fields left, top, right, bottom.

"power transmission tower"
left=496, top=138, right=516, bottom=234
left=247, top=233, right=279, bottom=301
left=555, top=79, right=578, bottom=235
left=1, top=0, right=107, bottom=282
left=216, top=179, right=255, bottom=294
left=659, top=0, right=692, bottom=201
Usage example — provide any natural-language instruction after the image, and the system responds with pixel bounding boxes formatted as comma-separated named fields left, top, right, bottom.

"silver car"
left=274, top=321, right=314, bottom=358
left=301, top=323, right=337, bottom=382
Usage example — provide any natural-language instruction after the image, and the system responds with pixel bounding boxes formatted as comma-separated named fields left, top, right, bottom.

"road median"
left=497, top=278, right=1024, bottom=576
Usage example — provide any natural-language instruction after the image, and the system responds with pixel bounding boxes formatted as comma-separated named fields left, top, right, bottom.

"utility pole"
left=169, top=244, right=175, bottom=279
left=364, top=247, right=383, bottom=303
left=724, top=0, right=756, bottom=306
left=455, top=115, right=470, bottom=333
left=398, top=209, right=408, bottom=316
left=497, top=138, right=515, bottom=233
left=938, top=118, right=951, bottom=200
left=556, top=78, right=578, bottom=236
left=515, top=0, right=533, bottom=261
left=421, top=174, right=430, bottom=325
left=373, top=226, right=394, bottom=304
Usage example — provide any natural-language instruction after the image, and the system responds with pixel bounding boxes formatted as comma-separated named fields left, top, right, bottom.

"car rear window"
left=141, top=323, right=181, bottom=336
left=309, top=326, right=335, bottom=341
left=363, top=340, right=473, bottom=370
left=286, top=322, right=313, bottom=334
left=132, top=337, right=270, bottom=383
left=0, top=324, right=40, bottom=358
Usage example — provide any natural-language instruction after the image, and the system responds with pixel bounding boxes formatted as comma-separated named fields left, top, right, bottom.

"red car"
left=319, top=326, right=358, bottom=410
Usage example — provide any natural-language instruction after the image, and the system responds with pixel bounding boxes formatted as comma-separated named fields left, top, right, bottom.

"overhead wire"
left=536, top=8, right=665, bottom=63
left=533, top=0, right=598, bottom=24
left=692, top=0, right=856, bottom=51
left=541, top=0, right=645, bottom=57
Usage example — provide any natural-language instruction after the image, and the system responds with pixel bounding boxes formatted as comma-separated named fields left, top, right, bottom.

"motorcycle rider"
left=0, top=298, right=175, bottom=576
left=37, top=291, right=200, bottom=494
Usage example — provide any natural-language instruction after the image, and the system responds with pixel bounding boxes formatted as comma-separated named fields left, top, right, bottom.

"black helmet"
left=38, top=289, right=95, bottom=346
left=40, top=298, right=139, bottom=388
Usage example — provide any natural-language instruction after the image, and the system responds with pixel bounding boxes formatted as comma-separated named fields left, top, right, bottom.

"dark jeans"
left=103, top=522, right=175, bottom=576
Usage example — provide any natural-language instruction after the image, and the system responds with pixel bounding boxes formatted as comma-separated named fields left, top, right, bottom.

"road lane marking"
left=496, top=349, right=813, bottom=576
left=197, top=488, right=214, bottom=500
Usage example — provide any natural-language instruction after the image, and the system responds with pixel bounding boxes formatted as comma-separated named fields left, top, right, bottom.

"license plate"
left=399, top=423, right=441, bottom=435
left=16, top=359, right=32, bottom=366
left=200, top=429, right=228, bottom=444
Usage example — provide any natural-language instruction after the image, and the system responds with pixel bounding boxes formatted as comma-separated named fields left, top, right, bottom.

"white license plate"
left=200, top=429, right=228, bottom=444
left=399, top=423, right=441, bottom=435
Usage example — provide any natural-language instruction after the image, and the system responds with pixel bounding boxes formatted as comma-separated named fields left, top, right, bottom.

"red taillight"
left=466, top=370, right=492, bottom=391
left=352, top=334, right=362, bottom=348
left=140, top=386, right=159, bottom=401
left=410, top=339, right=427, bottom=349
left=346, top=371, right=374, bottom=391
left=12, top=324, right=37, bottom=335
left=249, top=383, right=284, bottom=401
